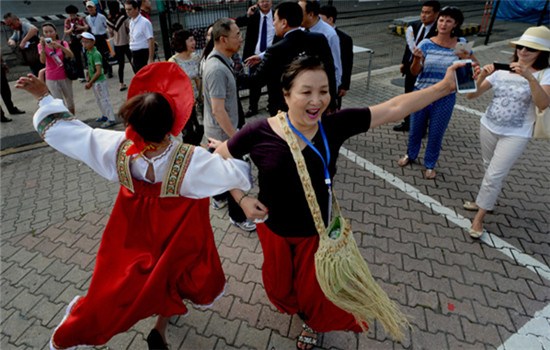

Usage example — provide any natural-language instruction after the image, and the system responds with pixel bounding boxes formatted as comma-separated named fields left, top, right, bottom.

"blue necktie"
left=259, top=15, right=267, bottom=52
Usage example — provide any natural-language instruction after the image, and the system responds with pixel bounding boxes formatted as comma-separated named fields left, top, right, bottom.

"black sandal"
left=146, top=329, right=168, bottom=350
left=296, top=323, right=318, bottom=350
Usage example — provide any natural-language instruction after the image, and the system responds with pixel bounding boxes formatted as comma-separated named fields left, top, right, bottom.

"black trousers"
left=93, top=34, right=113, bottom=76
left=68, top=38, right=86, bottom=79
left=209, top=144, right=248, bottom=223
left=131, top=48, right=149, bottom=73
left=213, top=192, right=247, bottom=222
left=114, top=44, right=132, bottom=84
left=1, top=65, right=16, bottom=112
left=247, top=65, right=261, bottom=112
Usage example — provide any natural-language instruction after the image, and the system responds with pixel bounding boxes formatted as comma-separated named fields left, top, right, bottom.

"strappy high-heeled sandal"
left=296, top=323, right=318, bottom=350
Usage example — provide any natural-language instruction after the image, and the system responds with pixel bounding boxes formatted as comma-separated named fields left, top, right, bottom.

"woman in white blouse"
left=463, top=26, right=550, bottom=238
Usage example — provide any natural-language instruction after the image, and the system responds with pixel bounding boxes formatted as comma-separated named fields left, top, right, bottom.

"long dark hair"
left=107, top=1, right=128, bottom=31
left=201, top=25, right=214, bottom=61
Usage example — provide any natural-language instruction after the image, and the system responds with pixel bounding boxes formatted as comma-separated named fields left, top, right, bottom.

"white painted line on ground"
left=338, top=147, right=550, bottom=282
left=339, top=146, right=550, bottom=348
left=497, top=303, right=550, bottom=350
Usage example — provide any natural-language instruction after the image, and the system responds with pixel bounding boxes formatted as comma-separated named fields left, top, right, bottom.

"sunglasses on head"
left=516, top=45, right=538, bottom=52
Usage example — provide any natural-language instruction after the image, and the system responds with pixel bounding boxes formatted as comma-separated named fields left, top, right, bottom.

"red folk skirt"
left=53, top=180, right=225, bottom=348
left=256, top=223, right=365, bottom=333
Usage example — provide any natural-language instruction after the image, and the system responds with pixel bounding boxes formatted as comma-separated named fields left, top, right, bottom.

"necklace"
left=140, top=138, right=172, bottom=158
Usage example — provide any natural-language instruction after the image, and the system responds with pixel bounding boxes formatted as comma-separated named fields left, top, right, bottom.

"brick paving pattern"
left=1, top=34, right=549, bottom=350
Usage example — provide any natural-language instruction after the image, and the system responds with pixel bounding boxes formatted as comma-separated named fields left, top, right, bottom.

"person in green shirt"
left=81, top=32, right=116, bottom=128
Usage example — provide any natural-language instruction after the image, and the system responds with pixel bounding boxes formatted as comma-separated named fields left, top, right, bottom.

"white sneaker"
left=100, top=120, right=116, bottom=128
left=211, top=198, right=228, bottom=210
left=230, top=218, right=256, bottom=232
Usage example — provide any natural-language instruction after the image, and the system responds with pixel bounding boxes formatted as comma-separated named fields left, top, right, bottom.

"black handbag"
left=21, top=36, right=40, bottom=67
left=62, top=41, right=78, bottom=80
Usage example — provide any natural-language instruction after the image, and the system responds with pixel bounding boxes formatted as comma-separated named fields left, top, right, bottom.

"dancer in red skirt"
left=211, top=55, right=463, bottom=349
left=16, top=62, right=252, bottom=350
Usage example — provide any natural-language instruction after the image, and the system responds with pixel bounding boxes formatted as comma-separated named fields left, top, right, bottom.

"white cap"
left=80, top=32, right=95, bottom=41
left=85, top=1, right=96, bottom=8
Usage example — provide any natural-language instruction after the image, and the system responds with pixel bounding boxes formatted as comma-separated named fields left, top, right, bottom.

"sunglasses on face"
left=516, top=45, right=538, bottom=52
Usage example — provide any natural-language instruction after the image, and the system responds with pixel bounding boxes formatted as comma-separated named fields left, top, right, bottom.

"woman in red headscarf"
left=16, top=62, right=252, bottom=350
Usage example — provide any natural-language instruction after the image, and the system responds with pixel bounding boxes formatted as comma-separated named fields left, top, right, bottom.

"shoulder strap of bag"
left=210, top=54, right=235, bottom=74
left=276, top=112, right=341, bottom=237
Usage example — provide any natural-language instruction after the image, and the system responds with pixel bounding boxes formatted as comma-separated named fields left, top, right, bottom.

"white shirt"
left=129, top=14, right=153, bottom=51
left=482, top=69, right=550, bottom=138
left=34, top=96, right=252, bottom=198
left=254, top=11, right=275, bottom=56
left=405, top=22, right=435, bottom=53
left=307, top=18, right=342, bottom=88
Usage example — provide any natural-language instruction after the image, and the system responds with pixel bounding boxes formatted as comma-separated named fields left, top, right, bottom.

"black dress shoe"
left=9, top=107, right=25, bottom=115
left=146, top=329, right=168, bottom=350
left=393, top=121, right=410, bottom=132
left=1, top=115, right=13, bottom=122
left=244, top=109, right=258, bottom=118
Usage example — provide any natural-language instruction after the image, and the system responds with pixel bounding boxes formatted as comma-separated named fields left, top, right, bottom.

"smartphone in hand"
left=493, top=62, right=512, bottom=71
left=453, top=59, right=477, bottom=93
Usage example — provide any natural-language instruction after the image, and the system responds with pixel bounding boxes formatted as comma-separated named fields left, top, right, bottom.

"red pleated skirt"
left=53, top=180, right=225, bottom=348
left=256, top=223, right=365, bottom=333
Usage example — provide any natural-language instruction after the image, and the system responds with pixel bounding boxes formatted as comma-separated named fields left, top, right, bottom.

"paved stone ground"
left=1, top=34, right=550, bottom=350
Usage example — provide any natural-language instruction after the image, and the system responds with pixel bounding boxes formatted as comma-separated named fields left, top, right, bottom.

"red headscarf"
left=125, top=62, right=194, bottom=155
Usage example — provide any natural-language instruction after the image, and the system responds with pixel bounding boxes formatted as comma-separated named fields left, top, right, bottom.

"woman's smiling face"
left=284, top=68, right=330, bottom=128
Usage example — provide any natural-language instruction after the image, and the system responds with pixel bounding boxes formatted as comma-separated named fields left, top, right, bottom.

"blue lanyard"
left=286, top=114, right=333, bottom=220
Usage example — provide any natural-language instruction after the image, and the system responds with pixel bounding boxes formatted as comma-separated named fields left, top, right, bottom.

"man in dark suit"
left=235, top=0, right=275, bottom=117
left=247, top=1, right=336, bottom=116
left=319, top=5, right=353, bottom=110
left=393, top=0, right=440, bottom=132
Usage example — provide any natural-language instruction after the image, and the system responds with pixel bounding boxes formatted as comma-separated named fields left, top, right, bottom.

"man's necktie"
left=415, top=25, right=426, bottom=46
left=259, top=15, right=267, bottom=52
